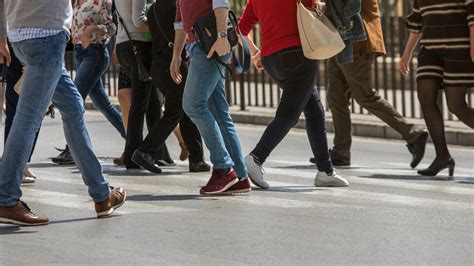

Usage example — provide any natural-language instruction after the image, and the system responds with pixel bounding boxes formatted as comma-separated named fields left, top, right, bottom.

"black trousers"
left=138, top=60, right=204, bottom=163
left=116, top=41, right=171, bottom=165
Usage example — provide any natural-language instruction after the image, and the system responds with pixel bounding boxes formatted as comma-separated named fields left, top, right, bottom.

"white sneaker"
left=244, top=155, right=269, bottom=189
left=314, top=171, right=348, bottom=187
left=21, top=166, right=37, bottom=184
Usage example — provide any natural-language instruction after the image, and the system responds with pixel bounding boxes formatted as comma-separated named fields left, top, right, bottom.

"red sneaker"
left=200, top=169, right=238, bottom=195
left=221, top=178, right=251, bottom=195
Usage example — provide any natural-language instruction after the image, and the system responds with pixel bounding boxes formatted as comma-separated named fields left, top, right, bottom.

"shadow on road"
left=0, top=226, right=38, bottom=235
left=49, top=216, right=108, bottom=225
left=127, top=194, right=202, bottom=202
left=27, top=162, right=64, bottom=169
left=254, top=186, right=324, bottom=193
left=361, top=174, right=454, bottom=181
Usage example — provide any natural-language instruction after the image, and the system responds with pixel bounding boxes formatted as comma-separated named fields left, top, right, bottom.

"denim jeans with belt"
left=74, top=44, right=125, bottom=138
left=0, top=32, right=110, bottom=206
left=182, top=44, right=247, bottom=178
left=251, top=46, right=333, bottom=172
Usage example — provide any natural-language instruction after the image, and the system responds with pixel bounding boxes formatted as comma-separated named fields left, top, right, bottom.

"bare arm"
left=170, top=29, right=187, bottom=84
left=470, top=25, right=474, bottom=61
left=207, top=7, right=230, bottom=58
left=242, top=34, right=263, bottom=70
left=399, top=32, right=421, bottom=76
left=0, top=1, right=10, bottom=66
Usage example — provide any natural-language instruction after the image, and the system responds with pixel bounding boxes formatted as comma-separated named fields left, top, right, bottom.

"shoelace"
left=20, top=201, right=36, bottom=215
left=54, top=147, right=68, bottom=157
left=45, top=105, right=55, bottom=119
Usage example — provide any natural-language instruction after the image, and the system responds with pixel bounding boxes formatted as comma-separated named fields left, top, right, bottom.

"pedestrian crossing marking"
left=26, top=164, right=473, bottom=214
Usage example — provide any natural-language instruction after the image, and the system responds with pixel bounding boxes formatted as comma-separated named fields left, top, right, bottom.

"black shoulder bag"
left=114, top=2, right=152, bottom=82
left=192, top=10, right=251, bottom=80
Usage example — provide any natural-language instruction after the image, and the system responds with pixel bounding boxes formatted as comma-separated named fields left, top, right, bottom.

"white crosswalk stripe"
left=20, top=160, right=474, bottom=215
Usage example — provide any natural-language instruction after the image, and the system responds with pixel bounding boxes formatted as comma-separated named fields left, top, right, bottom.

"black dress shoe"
left=418, top=157, right=455, bottom=178
left=132, top=150, right=162, bottom=173
left=189, top=161, right=211, bottom=172
left=407, top=130, right=429, bottom=169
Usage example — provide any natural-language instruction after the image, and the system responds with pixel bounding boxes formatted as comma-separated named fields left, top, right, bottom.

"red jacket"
left=238, top=0, right=314, bottom=57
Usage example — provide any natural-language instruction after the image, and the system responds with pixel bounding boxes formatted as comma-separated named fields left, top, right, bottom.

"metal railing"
left=67, top=0, right=472, bottom=122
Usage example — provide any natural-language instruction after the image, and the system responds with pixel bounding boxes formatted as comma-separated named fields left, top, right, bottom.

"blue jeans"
left=0, top=32, right=110, bottom=206
left=4, top=44, right=40, bottom=162
left=182, top=44, right=247, bottom=178
left=251, top=46, right=332, bottom=172
left=74, top=44, right=125, bottom=138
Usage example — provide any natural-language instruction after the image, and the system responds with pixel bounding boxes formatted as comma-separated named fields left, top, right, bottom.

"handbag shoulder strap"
left=152, top=3, right=174, bottom=48
left=229, top=10, right=251, bottom=75
left=213, top=10, right=251, bottom=80
left=113, top=0, right=140, bottom=53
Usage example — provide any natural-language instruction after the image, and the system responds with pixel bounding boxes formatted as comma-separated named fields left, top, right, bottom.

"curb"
left=84, top=101, right=474, bottom=147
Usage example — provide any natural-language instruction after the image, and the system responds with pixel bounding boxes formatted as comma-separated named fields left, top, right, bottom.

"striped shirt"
left=406, top=0, right=474, bottom=50
left=8, top=28, right=63, bottom=43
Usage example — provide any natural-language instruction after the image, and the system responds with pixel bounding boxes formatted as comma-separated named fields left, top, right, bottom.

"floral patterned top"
left=71, top=0, right=116, bottom=44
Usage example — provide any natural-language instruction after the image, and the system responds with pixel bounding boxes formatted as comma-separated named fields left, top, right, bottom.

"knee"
left=446, top=100, right=466, bottom=117
left=353, top=90, right=379, bottom=106
left=275, top=108, right=302, bottom=127
left=54, top=99, right=85, bottom=121
left=163, top=109, right=183, bottom=124
left=182, top=96, right=204, bottom=118
left=118, top=91, right=128, bottom=103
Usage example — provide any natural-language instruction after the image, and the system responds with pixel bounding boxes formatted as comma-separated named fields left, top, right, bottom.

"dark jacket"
left=326, top=0, right=366, bottom=64
left=147, top=0, right=186, bottom=65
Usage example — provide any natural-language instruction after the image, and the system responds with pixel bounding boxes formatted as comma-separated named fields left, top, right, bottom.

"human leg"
left=445, top=87, right=474, bottom=128
left=74, top=44, right=125, bottom=137
left=182, top=45, right=234, bottom=172
left=340, top=53, right=423, bottom=144
left=0, top=35, right=64, bottom=207
left=4, top=46, right=40, bottom=166
left=89, top=79, right=126, bottom=138
left=182, top=45, right=239, bottom=194
left=207, top=76, right=246, bottom=178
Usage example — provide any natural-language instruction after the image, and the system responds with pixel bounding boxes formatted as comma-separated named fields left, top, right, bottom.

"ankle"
left=250, top=153, right=263, bottom=167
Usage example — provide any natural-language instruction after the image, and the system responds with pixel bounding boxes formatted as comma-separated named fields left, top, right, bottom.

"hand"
left=170, top=55, right=183, bottom=84
left=207, top=38, right=230, bottom=58
left=111, top=50, right=120, bottom=66
left=314, top=1, right=326, bottom=12
left=470, top=36, right=474, bottom=62
left=399, top=53, right=412, bottom=76
left=82, top=28, right=92, bottom=48
left=0, top=37, right=11, bottom=66
left=252, top=51, right=264, bottom=71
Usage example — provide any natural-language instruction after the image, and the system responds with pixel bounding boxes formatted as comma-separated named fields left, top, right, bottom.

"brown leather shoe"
left=113, top=155, right=125, bottom=166
left=95, top=187, right=126, bottom=218
left=0, top=201, right=49, bottom=226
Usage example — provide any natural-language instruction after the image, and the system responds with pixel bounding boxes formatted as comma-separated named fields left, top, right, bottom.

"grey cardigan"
left=115, top=0, right=154, bottom=44
left=0, top=0, right=72, bottom=37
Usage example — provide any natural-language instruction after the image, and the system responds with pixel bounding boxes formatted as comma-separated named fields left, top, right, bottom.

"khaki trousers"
left=327, top=52, right=422, bottom=158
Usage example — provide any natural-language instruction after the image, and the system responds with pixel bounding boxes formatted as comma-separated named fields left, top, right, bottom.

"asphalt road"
left=1, top=111, right=473, bottom=265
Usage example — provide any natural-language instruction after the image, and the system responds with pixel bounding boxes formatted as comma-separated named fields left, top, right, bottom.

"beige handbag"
left=296, top=1, right=345, bottom=60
